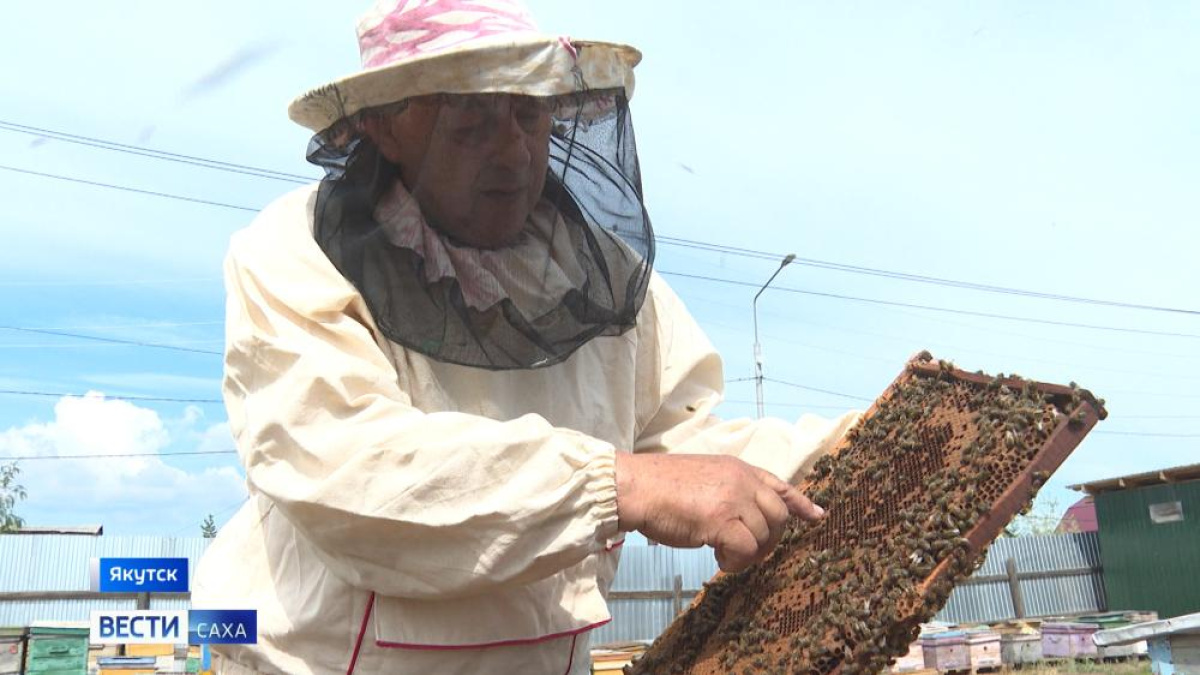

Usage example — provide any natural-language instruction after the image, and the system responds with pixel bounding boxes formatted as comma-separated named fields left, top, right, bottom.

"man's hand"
left=614, top=453, right=825, bottom=573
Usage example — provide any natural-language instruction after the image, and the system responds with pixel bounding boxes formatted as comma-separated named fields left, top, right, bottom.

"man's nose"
left=489, top=105, right=532, bottom=168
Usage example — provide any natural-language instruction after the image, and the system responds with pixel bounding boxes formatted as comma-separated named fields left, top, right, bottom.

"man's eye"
left=515, top=111, right=548, bottom=132
left=450, top=124, right=488, bottom=145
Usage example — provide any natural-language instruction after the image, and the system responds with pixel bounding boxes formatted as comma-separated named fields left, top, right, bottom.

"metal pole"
left=1006, top=557, right=1027, bottom=619
left=753, top=254, right=796, bottom=418
left=672, top=574, right=684, bottom=616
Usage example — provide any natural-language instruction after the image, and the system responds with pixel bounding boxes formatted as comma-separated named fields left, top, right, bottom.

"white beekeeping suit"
left=193, top=1, right=859, bottom=673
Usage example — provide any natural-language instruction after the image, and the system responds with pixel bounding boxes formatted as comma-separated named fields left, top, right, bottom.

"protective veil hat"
left=288, top=0, right=642, bottom=132
left=299, top=0, right=656, bottom=370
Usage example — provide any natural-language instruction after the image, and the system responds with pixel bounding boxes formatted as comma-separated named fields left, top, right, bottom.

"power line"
left=0, top=389, right=222, bottom=404
left=0, top=341, right=223, bottom=350
left=846, top=298, right=1200, bottom=362
left=18, top=320, right=222, bottom=331
left=1103, top=388, right=1200, bottom=400
left=0, top=164, right=260, bottom=213
left=2, top=117, right=1195, bottom=318
left=761, top=377, right=874, bottom=403
left=2, top=450, right=238, bottom=460
left=169, top=497, right=250, bottom=538
left=721, top=399, right=854, bottom=411
left=0, top=390, right=1189, bottom=439
left=660, top=270, right=1200, bottom=340
left=0, top=325, right=222, bottom=356
left=745, top=312, right=1200, bottom=383
left=0, top=120, right=313, bottom=183
left=690, top=292, right=1200, bottom=365
left=657, top=236, right=1200, bottom=317
left=721, top=398, right=1198, bottom=419
left=0, top=278, right=222, bottom=287
left=1093, top=431, right=1200, bottom=439
left=6, top=384, right=1187, bottom=421
left=1116, top=414, right=1200, bottom=420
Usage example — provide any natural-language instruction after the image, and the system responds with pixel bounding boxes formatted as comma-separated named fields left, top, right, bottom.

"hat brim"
left=288, top=36, right=641, bottom=133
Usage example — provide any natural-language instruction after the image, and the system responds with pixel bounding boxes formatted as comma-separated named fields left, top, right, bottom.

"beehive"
left=628, top=352, right=1106, bottom=675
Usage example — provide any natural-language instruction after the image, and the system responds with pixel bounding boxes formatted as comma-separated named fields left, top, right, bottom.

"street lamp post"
left=753, top=253, right=796, bottom=419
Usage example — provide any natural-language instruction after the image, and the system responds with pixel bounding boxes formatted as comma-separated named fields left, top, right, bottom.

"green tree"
left=201, top=514, right=218, bottom=538
left=1004, top=496, right=1068, bottom=537
left=0, top=462, right=28, bottom=533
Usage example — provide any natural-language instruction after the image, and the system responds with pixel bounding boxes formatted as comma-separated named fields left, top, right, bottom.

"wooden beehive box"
left=629, top=353, right=1106, bottom=675
left=1042, top=622, right=1099, bottom=658
left=922, top=632, right=970, bottom=671
left=1000, top=633, right=1042, bottom=665
left=965, top=631, right=1002, bottom=669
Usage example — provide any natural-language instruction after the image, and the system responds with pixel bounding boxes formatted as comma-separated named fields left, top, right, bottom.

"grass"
left=1009, top=659, right=1151, bottom=675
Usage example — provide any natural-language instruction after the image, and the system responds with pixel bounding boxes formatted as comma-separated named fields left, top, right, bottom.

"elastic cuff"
left=585, top=444, right=621, bottom=544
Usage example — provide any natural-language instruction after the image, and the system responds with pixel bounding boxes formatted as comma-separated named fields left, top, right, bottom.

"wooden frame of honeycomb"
left=629, top=352, right=1107, bottom=675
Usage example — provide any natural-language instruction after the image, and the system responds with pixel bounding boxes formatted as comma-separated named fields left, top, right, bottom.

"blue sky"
left=1, top=1, right=1197, bottom=536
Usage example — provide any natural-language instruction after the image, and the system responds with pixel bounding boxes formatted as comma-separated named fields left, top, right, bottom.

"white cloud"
left=197, top=421, right=235, bottom=455
left=0, top=392, right=246, bottom=534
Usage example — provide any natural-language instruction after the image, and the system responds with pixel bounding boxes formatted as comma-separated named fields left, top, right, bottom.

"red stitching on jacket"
left=346, top=592, right=376, bottom=675
left=562, top=633, right=578, bottom=675
left=375, top=618, right=610, bottom=651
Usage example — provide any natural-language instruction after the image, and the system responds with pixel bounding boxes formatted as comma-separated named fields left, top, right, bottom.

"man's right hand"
left=613, top=452, right=826, bottom=573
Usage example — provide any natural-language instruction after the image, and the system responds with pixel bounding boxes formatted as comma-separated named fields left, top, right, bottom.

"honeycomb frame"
left=628, top=352, right=1107, bottom=675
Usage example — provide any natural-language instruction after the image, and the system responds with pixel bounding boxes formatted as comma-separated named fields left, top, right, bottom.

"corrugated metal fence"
left=937, top=531, right=1105, bottom=624
left=0, top=533, right=1102, bottom=641
left=0, top=535, right=210, bottom=625
left=594, top=532, right=1104, bottom=644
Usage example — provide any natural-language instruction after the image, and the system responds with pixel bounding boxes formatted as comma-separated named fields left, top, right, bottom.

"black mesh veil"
left=305, top=89, right=653, bottom=370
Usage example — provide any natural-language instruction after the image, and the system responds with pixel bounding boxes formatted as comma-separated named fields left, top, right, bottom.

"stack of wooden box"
left=963, top=630, right=1002, bottom=670
left=24, top=624, right=89, bottom=675
left=97, top=655, right=157, bottom=675
left=1042, top=622, right=1099, bottom=659
left=590, top=641, right=648, bottom=673
left=1076, top=611, right=1158, bottom=658
left=0, top=627, right=26, bottom=675
left=921, top=632, right=970, bottom=672
left=1095, top=611, right=1200, bottom=675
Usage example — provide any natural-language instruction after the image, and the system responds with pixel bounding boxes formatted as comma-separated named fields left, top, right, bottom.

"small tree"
left=200, top=514, right=218, bottom=538
left=0, top=462, right=28, bottom=533
left=1004, top=496, right=1064, bottom=537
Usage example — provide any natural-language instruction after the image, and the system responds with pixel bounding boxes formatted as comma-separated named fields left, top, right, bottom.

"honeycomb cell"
left=627, top=353, right=1105, bottom=675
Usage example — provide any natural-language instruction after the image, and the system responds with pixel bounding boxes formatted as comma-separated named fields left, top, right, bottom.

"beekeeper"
left=193, top=1, right=858, bottom=673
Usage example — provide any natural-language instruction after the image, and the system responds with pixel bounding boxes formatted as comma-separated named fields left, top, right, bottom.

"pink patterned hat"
left=288, top=0, right=641, bottom=132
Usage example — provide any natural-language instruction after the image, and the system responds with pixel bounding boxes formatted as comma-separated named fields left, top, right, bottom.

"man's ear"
left=360, top=104, right=437, bottom=176
left=360, top=113, right=403, bottom=163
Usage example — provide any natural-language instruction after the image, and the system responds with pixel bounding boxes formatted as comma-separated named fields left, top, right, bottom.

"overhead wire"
left=0, top=389, right=222, bottom=404
left=1, top=384, right=1193, bottom=423
left=0, top=120, right=313, bottom=183
left=169, top=497, right=250, bottom=537
left=1, top=163, right=1190, bottom=343
left=0, top=164, right=259, bottom=213
left=686, top=283, right=1200, bottom=366
left=2, top=450, right=238, bottom=460
left=720, top=399, right=854, bottom=411
left=0, top=325, right=222, bottom=356
left=660, top=271, right=1200, bottom=340
left=657, top=235, right=1200, bottom=316
left=2, top=120, right=1197, bottom=440
left=4, top=385, right=1190, bottom=420
left=3, top=118, right=1197, bottom=317
left=1093, top=431, right=1200, bottom=438
left=760, top=377, right=874, bottom=403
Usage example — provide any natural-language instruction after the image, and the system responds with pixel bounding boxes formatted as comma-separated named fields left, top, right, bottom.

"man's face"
left=366, top=95, right=553, bottom=249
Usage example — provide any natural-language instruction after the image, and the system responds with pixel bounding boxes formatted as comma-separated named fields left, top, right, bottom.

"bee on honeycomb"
left=628, top=352, right=1105, bottom=675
